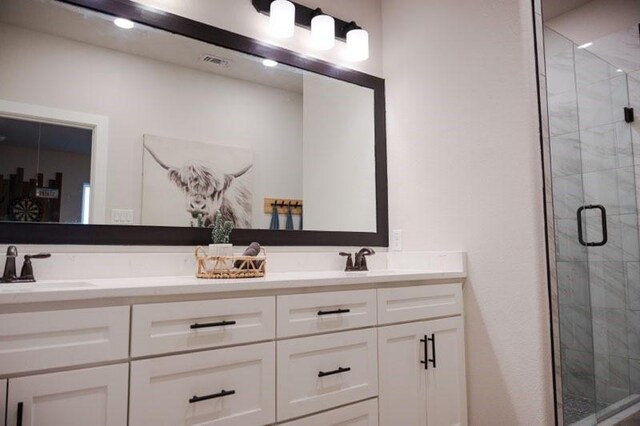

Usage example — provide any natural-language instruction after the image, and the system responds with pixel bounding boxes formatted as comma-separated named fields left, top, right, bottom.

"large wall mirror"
left=0, top=0, right=388, bottom=246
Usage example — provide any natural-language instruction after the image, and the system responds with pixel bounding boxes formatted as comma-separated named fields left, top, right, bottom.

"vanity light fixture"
left=311, top=9, right=335, bottom=51
left=577, top=42, right=593, bottom=49
left=114, top=17, right=134, bottom=29
left=252, top=0, right=368, bottom=61
left=345, top=21, right=369, bottom=62
left=262, top=59, right=278, bottom=67
left=269, top=0, right=295, bottom=38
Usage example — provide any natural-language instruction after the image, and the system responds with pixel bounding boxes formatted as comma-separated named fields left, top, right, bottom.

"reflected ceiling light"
left=345, top=21, right=369, bottom=62
left=617, top=68, right=624, bottom=73
left=577, top=42, right=592, bottom=49
left=269, top=0, right=295, bottom=38
left=114, top=18, right=134, bottom=29
left=311, top=9, right=335, bottom=51
left=262, top=59, right=278, bottom=67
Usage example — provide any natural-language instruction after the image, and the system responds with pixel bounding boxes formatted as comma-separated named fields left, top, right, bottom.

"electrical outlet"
left=111, top=209, right=134, bottom=224
left=391, top=229, right=402, bottom=251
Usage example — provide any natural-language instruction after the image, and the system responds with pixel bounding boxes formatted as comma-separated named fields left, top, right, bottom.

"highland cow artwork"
left=141, top=135, right=253, bottom=228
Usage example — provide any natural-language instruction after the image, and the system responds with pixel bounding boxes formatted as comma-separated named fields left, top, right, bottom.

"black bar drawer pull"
left=190, top=320, right=236, bottom=329
left=189, top=389, right=236, bottom=403
left=577, top=204, right=608, bottom=247
left=318, top=366, right=351, bottom=377
left=17, top=402, right=23, bottom=426
left=317, top=308, right=351, bottom=316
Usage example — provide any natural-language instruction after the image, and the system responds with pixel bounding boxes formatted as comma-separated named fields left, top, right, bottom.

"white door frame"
left=0, top=99, right=108, bottom=224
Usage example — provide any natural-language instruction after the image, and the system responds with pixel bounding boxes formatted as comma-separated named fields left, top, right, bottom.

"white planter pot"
left=208, top=244, right=233, bottom=270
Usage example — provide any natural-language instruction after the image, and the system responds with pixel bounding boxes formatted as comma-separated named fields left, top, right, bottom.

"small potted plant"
left=209, top=212, right=234, bottom=270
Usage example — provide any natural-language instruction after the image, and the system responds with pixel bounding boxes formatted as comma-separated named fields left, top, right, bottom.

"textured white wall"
left=133, top=0, right=383, bottom=77
left=381, top=0, right=553, bottom=424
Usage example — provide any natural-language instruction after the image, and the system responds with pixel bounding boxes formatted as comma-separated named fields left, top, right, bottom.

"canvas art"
left=142, top=134, right=254, bottom=228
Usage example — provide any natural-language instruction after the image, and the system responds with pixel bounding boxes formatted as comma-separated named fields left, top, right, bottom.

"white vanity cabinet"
left=378, top=316, right=467, bottom=426
left=5, top=364, right=129, bottom=426
left=0, top=278, right=467, bottom=426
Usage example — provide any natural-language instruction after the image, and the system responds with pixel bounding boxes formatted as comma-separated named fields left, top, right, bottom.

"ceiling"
left=542, top=0, right=594, bottom=20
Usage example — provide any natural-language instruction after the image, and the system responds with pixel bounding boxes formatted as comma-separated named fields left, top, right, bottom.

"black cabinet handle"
left=318, top=366, right=351, bottom=377
left=577, top=205, right=608, bottom=247
left=420, top=334, right=436, bottom=369
left=317, top=308, right=350, bottom=316
left=420, top=336, right=429, bottom=370
left=190, top=320, right=236, bottom=329
left=17, top=402, right=23, bottom=426
left=429, top=334, right=437, bottom=368
left=189, top=389, right=235, bottom=403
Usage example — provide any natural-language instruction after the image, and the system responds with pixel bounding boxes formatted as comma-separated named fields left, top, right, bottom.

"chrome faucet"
left=340, top=248, right=375, bottom=271
left=1, top=246, right=51, bottom=283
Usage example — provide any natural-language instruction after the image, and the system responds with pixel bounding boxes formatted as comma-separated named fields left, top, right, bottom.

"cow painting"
left=144, top=144, right=253, bottom=228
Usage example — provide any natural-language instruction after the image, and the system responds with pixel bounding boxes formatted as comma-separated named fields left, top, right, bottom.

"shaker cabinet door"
left=378, top=317, right=467, bottom=426
left=378, top=321, right=429, bottom=426
left=425, top=317, right=467, bottom=426
left=6, top=364, right=128, bottom=426
left=0, top=379, right=6, bottom=426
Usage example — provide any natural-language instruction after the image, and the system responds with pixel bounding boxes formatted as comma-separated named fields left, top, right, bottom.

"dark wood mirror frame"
left=0, top=0, right=388, bottom=247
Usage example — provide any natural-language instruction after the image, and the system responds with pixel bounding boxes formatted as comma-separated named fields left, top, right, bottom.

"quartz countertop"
left=0, top=269, right=466, bottom=305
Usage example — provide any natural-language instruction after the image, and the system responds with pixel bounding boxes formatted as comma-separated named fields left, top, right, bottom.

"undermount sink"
left=0, top=281, right=95, bottom=292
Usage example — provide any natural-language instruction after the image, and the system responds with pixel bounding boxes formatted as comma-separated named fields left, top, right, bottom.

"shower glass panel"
left=546, top=27, right=640, bottom=425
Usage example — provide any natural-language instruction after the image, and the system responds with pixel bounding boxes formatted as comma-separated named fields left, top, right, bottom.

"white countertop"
left=0, top=269, right=465, bottom=305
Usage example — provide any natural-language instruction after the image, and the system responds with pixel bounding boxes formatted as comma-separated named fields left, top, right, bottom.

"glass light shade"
left=269, top=0, right=295, bottom=38
left=311, top=14, right=335, bottom=50
left=114, top=18, right=134, bottom=29
left=347, top=28, right=369, bottom=61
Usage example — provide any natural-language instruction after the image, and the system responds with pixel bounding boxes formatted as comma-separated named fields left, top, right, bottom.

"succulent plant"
left=211, top=211, right=233, bottom=244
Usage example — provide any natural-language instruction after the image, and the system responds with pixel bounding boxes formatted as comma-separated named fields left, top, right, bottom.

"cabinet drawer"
left=377, top=284, right=462, bottom=325
left=130, top=342, right=275, bottom=426
left=131, top=297, right=275, bottom=356
left=282, top=399, right=378, bottom=425
left=0, top=306, right=129, bottom=375
left=277, top=329, right=378, bottom=421
left=277, top=290, right=376, bottom=338
left=6, top=364, right=129, bottom=426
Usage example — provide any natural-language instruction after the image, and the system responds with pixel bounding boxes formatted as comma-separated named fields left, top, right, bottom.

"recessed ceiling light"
left=114, top=18, right=134, bottom=29
left=617, top=68, right=624, bottom=73
left=262, top=59, right=278, bottom=67
left=577, top=42, right=592, bottom=49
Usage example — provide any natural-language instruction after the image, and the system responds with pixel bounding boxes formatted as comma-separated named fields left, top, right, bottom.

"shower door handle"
left=577, top=204, right=608, bottom=247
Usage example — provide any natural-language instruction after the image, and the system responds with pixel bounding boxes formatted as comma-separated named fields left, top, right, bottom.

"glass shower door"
left=574, top=47, right=640, bottom=422
left=547, top=27, right=640, bottom=425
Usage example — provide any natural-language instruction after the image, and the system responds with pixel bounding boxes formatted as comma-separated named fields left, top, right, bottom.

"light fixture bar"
left=252, top=0, right=355, bottom=41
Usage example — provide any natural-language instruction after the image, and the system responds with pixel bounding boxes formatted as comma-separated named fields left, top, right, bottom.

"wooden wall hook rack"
left=263, top=198, right=303, bottom=215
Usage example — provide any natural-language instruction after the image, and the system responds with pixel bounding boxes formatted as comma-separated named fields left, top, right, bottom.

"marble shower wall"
left=546, top=24, right=640, bottom=415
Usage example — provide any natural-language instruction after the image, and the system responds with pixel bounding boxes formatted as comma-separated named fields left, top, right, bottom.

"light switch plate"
left=391, top=229, right=402, bottom=251
left=111, top=209, right=134, bottom=224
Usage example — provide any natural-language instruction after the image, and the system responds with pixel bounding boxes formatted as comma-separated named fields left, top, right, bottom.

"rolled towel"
left=242, top=242, right=261, bottom=257
left=285, top=203, right=294, bottom=230
left=235, top=242, right=263, bottom=269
